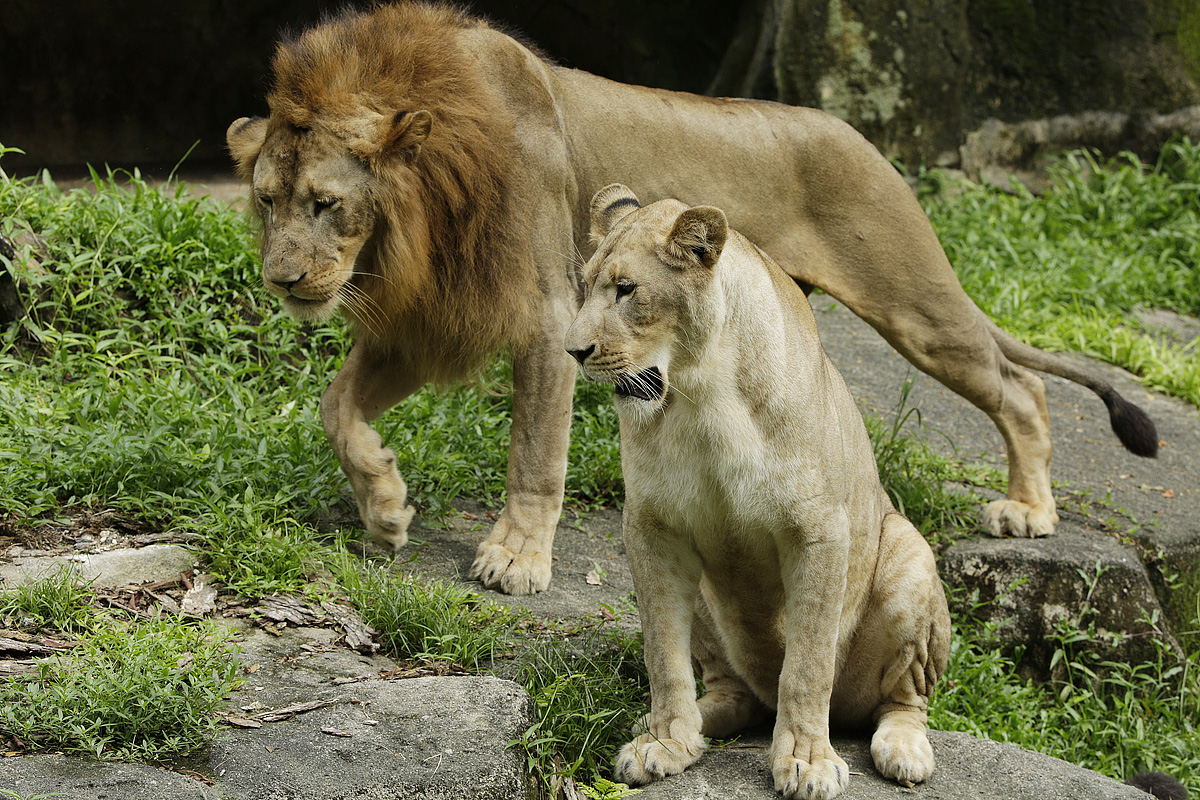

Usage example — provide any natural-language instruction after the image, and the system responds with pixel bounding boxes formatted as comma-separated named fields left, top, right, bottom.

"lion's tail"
left=984, top=317, right=1159, bottom=458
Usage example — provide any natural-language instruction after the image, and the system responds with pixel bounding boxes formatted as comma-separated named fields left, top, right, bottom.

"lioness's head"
left=226, top=110, right=433, bottom=323
left=566, top=184, right=728, bottom=416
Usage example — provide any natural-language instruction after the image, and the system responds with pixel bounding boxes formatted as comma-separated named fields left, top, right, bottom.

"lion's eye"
left=615, top=281, right=636, bottom=301
left=313, top=197, right=341, bottom=216
left=255, top=193, right=273, bottom=213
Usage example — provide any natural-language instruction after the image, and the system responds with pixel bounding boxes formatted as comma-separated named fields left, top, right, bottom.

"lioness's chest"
left=621, top=396, right=812, bottom=534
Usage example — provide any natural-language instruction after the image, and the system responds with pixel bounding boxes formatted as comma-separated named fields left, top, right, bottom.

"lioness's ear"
left=590, top=184, right=641, bottom=243
left=226, top=117, right=269, bottom=180
left=665, top=206, right=727, bottom=270
left=385, top=110, right=433, bottom=163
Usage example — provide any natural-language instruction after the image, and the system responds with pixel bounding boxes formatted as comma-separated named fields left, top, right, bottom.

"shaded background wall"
left=1, top=0, right=1197, bottom=176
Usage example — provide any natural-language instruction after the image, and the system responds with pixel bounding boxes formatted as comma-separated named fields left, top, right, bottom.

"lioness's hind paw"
left=468, top=544, right=551, bottom=595
left=871, top=723, right=934, bottom=787
left=981, top=499, right=1056, bottom=538
left=613, top=732, right=706, bottom=785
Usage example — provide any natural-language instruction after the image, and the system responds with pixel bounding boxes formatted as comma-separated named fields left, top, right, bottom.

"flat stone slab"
left=0, top=754, right=220, bottom=800
left=0, top=543, right=196, bottom=590
left=204, top=676, right=533, bottom=800
left=631, top=730, right=1147, bottom=800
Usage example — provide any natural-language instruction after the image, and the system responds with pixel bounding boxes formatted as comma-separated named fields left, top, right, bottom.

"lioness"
left=566, top=185, right=951, bottom=799
left=228, top=3, right=1157, bottom=595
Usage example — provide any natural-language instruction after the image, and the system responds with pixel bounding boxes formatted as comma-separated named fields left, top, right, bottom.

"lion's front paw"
left=359, top=483, right=416, bottom=551
left=770, top=737, right=850, bottom=800
left=871, top=718, right=934, bottom=788
left=612, top=731, right=706, bottom=785
left=981, top=499, right=1057, bottom=538
left=468, top=543, right=551, bottom=595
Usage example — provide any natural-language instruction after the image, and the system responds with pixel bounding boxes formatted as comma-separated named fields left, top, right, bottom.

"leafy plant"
left=0, top=564, right=96, bottom=633
left=0, top=615, right=240, bottom=761
left=333, top=553, right=519, bottom=670
left=516, top=626, right=650, bottom=791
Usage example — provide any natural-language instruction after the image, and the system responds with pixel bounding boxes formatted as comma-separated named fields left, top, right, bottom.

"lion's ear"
left=590, top=184, right=641, bottom=243
left=227, top=117, right=269, bottom=180
left=385, top=110, right=433, bottom=163
left=665, top=206, right=727, bottom=270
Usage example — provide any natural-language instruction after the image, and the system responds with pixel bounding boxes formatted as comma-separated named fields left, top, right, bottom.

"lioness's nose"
left=567, top=344, right=595, bottom=365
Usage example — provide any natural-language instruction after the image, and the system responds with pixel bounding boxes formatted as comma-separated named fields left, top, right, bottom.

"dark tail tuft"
left=1126, top=771, right=1188, bottom=800
left=1102, top=390, right=1159, bottom=458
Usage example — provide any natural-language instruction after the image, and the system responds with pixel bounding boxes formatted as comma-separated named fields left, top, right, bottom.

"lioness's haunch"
left=568, top=185, right=951, bottom=799
left=227, top=2, right=1157, bottom=595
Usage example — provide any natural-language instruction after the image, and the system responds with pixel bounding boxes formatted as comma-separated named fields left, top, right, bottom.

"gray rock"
left=0, top=754, right=221, bottom=800
left=630, top=730, right=1148, bottom=799
left=774, top=0, right=1200, bottom=166
left=204, top=676, right=534, bottom=800
left=942, top=529, right=1182, bottom=680
left=0, top=543, right=197, bottom=590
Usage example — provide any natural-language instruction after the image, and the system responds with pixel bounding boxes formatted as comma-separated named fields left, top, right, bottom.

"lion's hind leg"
left=855, top=513, right=950, bottom=787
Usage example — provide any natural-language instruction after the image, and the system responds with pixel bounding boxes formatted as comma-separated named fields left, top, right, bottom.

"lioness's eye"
left=615, top=281, right=636, bottom=301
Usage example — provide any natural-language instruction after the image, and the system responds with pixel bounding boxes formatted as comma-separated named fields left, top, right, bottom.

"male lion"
left=227, top=2, right=1157, bottom=595
left=566, top=185, right=951, bottom=799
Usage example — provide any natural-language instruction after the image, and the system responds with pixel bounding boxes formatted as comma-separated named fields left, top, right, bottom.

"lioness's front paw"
left=468, top=543, right=551, bottom=595
left=770, top=739, right=850, bottom=800
left=871, top=719, right=934, bottom=788
left=981, top=499, right=1057, bottom=538
left=613, top=732, right=706, bottom=785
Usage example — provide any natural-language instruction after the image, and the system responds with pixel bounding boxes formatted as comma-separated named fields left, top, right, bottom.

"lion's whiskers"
left=338, top=282, right=387, bottom=340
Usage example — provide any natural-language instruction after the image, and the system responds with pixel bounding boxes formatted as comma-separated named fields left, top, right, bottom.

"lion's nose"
left=567, top=344, right=595, bottom=365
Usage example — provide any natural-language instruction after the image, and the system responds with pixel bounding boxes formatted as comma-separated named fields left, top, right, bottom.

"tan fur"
left=229, top=2, right=1155, bottom=595
left=567, top=187, right=951, bottom=799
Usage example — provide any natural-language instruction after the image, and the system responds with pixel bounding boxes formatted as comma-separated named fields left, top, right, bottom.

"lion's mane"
left=265, top=3, right=537, bottom=380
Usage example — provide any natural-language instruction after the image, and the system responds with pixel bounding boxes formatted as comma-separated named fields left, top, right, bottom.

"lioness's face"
left=566, top=185, right=728, bottom=416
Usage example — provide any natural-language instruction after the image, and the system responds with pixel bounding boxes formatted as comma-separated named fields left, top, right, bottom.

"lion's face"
left=248, top=127, right=377, bottom=322
left=566, top=185, right=728, bottom=417
left=226, top=111, right=433, bottom=323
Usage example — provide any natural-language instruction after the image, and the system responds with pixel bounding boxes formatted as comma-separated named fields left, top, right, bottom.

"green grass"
left=0, top=567, right=241, bottom=762
left=2, top=140, right=1199, bottom=790
left=0, top=565, right=95, bottom=633
left=932, top=580, right=1200, bottom=788
left=0, top=614, right=240, bottom=761
left=922, top=141, right=1200, bottom=405
left=333, top=552, right=519, bottom=670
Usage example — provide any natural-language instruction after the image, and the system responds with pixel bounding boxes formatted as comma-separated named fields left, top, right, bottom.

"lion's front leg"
left=613, top=511, right=707, bottom=785
left=321, top=345, right=422, bottom=550
left=469, top=302, right=578, bottom=595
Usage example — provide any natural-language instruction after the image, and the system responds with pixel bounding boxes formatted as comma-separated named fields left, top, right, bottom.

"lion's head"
left=566, top=184, right=729, bottom=417
left=226, top=113, right=430, bottom=324
left=227, top=3, right=535, bottom=378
